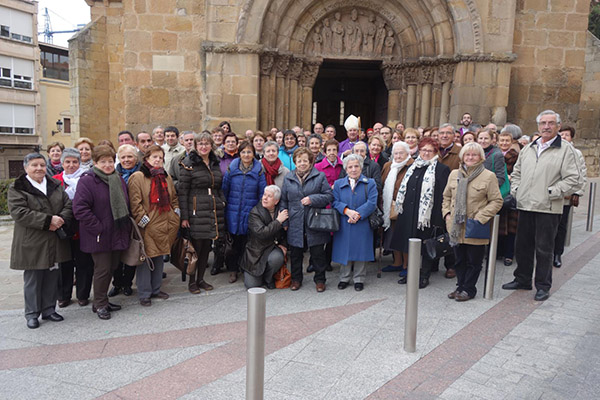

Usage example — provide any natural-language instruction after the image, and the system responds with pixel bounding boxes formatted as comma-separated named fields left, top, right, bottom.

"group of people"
left=8, top=109, right=585, bottom=329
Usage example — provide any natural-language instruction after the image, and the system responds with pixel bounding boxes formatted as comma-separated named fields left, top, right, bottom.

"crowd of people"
left=8, top=110, right=586, bottom=329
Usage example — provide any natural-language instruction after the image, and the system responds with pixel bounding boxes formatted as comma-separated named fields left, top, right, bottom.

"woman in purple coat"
left=73, top=145, right=131, bottom=320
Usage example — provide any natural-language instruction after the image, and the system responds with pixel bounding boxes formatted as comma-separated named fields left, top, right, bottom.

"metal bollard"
left=484, top=215, right=500, bottom=300
left=246, top=288, right=266, bottom=400
left=565, top=206, right=573, bottom=248
left=404, top=238, right=421, bottom=353
left=586, top=182, right=597, bottom=232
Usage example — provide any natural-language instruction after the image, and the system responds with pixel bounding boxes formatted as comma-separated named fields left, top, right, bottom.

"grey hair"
left=117, top=144, right=138, bottom=160
left=308, top=134, right=322, bottom=145
left=536, top=110, right=561, bottom=124
left=500, top=124, right=522, bottom=140
left=343, top=153, right=364, bottom=170
left=458, top=142, right=485, bottom=161
left=60, top=147, right=81, bottom=163
left=519, top=135, right=531, bottom=144
left=264, top=184, right=281, bottom=201
left=439, top=123, right=456, bottom=132
left=152, top=125, right=164, bottom=134
left=181, top=130, right=196, bottom=137
left=392, top=141, right=410, bottom=155
left=263, top=140, right=279, bottom=152
left=352, top=141, right=367, bottom=152
left=194, top=132, right=216, bottom=152
left=23, top=153, right=46, bottom=168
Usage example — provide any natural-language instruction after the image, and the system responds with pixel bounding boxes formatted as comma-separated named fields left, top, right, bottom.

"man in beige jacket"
left=502, top=110, right=581, bottom=301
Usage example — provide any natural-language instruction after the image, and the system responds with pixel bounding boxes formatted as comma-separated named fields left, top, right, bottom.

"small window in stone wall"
left=339, top=101, right=345, bottom=126
left=312, top=101, right=317, bottom=125
left=8, top=160, right=23, bottom=178
left=63, top=118, right=71, bottom=134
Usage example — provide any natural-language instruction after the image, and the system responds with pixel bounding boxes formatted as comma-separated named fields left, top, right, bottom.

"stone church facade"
left=71, top=0, right=599, bottom=173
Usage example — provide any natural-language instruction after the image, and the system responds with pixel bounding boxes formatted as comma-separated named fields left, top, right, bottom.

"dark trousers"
left=112, top=263, right=136, bottom=289
left=23, top=268, right=59, bottom=320
left=212, top=237, right=226, bottom=269
left=91, top=251, right=122, bottom=309
left=59, top=240, right=94, bottom=301
left=226, top=234, right=247, bottom=272
left=190, top=238, right=213, bottom=282
left=514, top=211, right=560, bottom=291
left=554, top=205, right=571, bottom=256
left=498, top=233, right=516, bottom=259
left=454, top=244, right=486, bottom=298
left=290, top=243, right=327, bottom=284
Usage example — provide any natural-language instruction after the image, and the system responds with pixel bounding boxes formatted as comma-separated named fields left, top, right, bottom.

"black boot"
left=553, top=254, right=562, bottom=268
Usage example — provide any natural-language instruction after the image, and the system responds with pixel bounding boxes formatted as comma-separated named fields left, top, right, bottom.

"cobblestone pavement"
left=1, top=179, right=599, bottom=399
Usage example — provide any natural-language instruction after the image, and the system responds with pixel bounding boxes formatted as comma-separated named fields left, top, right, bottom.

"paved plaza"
left=0, top=181, right=599, bottom=399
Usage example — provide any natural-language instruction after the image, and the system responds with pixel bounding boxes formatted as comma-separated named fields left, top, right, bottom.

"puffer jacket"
left=179, top=150, right=226, bottom=240
left=8, top=175, right=72, bottom=270
left=442, top=166, right=503, bottom=245
left=223, top=158, right=267, bottom=236
left=511, top=136, right=581, bottom=214
left=483, top=146, right=506, bottom=187
left=127, top=164, right=180, bottom=258
left=280, top=167, right=333, bottom=248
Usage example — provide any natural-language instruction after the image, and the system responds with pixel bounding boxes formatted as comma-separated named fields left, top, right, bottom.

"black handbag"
left=423, top=227, right=452, bottom=260
left=307, top=207, right=340, bottom=232
left=363, top=184, right=383, bottom=230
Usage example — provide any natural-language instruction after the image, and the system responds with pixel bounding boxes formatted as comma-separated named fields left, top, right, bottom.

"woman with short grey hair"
left=8, top=153, right=73, bottom=328
left=261, top=141, right=290, bottom=188
left=240, top=185, right=288, bottom=288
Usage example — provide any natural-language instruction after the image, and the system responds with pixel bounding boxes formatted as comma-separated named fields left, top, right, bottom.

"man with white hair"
left=339, top=115, right=361, bottom=158
left=502, top=110, right=581, bottom=301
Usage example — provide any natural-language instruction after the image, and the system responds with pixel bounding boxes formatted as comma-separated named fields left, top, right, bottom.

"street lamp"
left=52, top=119, right=63, bottom=136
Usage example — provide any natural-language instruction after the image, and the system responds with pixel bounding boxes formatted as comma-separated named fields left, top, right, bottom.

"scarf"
left=92, top=166, right=130, bottom=228
left=449, top=162, right=486, bottom=246
left=283, top=145, right=298, bottom=157
left=296, top=168, right=310, bottom=184
left=50, top=160, right=63, bottom=174
left=63, top=167, right=86, bottom=200
left=395, top=155, right=438, bottom=230
left=349, top=177, right=357, bottom=191
left=382, top=157, right=410, bottom=230
left=116, top=162, right=141, bottom=184
left=239, top=160, right=253, bottom=174
left=145, top=161, right=170, bottom=214
left=80, top=160, right=93, bottom=171
left=262, top=157, right=282, bottom=185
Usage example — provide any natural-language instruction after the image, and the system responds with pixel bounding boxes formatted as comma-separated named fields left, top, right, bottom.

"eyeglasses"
left=420, top=148, right=435, bottom=154
left=538, top=121, right=557, bottom=127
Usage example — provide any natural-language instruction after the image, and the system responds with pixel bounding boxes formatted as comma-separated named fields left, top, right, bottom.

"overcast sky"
left=37, top=0, right=91, bottom=47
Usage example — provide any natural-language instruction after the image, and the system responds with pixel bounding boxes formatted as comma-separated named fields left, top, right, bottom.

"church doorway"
left=312, top=60, right=388, bottom=141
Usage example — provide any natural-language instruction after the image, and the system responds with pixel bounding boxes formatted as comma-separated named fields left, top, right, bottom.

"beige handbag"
left=121, top=217, right=154, bottom=270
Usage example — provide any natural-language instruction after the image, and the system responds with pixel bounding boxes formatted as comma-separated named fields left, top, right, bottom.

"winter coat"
left=332, top=175, right=377, bottom=265
left=72, top=170, right=131, bottom=254
left=278, top=146, right=297, bottom=171
left=8, top=175, right=73, bottom=270
left=240, top=203, right=287, bottom=276
left=338, top=157, right=383, bottom=194
left=128, top=164, right=180, bottom=258
left=219, top=151, right=238, bottom=176
left=371, top=152, right=389, bottom=172
left=442, top=167, right=503, bottom=245
left=179, top=150, right=226, bottom=240
left=483, top=146, right=506, bottom=187
left=223, top=158, right=267, bottom=236
left=315, top=157, right=342, bottom=187
left=440, top=144, right=461, bottom=171
left=511, top=136, right=580, bottom=214
left=280, top=167, right=334, bottom=248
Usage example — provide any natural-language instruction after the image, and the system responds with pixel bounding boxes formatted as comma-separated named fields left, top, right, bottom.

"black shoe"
left=266, top=281, right=276, bottom=290
left=108, top=286, right=121, bottom=297
left=553, top=255, right=562, bottom=268
left=163, top=255, right=170, bottom=262
left=502, top=280, right=532, bottom=290
left=210, top=265, right=222, bottom=275
left=419, top=278, right=429, bottom=289
left=504, top=258, right=513, bottom=266
left=93, top=302, right=122, bottom=313
left=96, top=307, right=111, bottom=320
left=162, top=272, right=167, bottom=279
left=397, top=276, right=407, bottom=284
left=337, top=281, right=349, bottom=290
left=123, top=286, right=133, bottom=296
left=534, top=289, right=550, bottom=301
left=325, top=265, right=333, bottom=272
left=306, top=264, right=315, bottom=273
left=27, top=318, right=39, bottom=329
left=41, top=313, right=64, bottom=322
left=354, top=283, right=364, bottom=291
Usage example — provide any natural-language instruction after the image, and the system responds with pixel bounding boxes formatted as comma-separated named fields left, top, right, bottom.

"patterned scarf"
left=395, top=155, right=438, bottom=230
left=262, top=157, right=282, bottom=185
left=145, top=161, right=170, bottom=214
left=382, top=157, right=410, bottom=230
left=449, top=162, right=485, bottom=246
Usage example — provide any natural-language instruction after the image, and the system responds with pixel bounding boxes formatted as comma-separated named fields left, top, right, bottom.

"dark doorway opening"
left=312, top=60, right=388, bottom=141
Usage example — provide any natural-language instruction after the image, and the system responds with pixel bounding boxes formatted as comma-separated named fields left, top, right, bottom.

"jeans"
left=454, top=244, right=486, bottom=298
left=514, top=211, right=560, bottom=291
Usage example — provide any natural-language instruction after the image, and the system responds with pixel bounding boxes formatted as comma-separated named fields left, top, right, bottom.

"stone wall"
left=508, top=0, right=590, bottom=135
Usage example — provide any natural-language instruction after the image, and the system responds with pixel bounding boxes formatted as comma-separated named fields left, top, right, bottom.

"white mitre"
left=344, top=114, right=360, bottom=131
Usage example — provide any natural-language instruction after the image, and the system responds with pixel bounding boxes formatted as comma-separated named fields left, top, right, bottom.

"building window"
left=8, top=160, right=23, bottom=178
left=0, top=103, right=35, bottom=135
left=40, top=48, right=69, bottom=81
left=0, top=56, right=34, bottom=90
left=0, top=6, right=33, bottom=45
left=63, top=118, right=71, bottom=134
left=0, top=25, right=8, bottom=38
left=339, top=101, right=345, bottom=125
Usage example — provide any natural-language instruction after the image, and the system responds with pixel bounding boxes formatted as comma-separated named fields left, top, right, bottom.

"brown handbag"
left=121, top=217, right=154, bottom=270
left=274, top=256, right=291, bottom=289
left=171, top=235, right=198, bottom=275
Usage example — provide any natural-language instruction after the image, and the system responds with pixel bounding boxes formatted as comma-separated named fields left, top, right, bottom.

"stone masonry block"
left=138, top=15, right=165, bottom=29
left=152, top=71, right=178, bottom=87
left=124, top=31, right=151, bottom=51
left=152, top=32, right=178, bottom=51
left=548, top=31, right=574, bottom=48
left=550, top=0, right=574, bottom=12
left=522, top=0, right=547, bottom=12
left=148, top=0, right=174, bottom=14
left=565, top=50, right=586, bottom=68
left=140, top=88, right=170, bottom=107
left=536, top=13, right=565, bottom=30
left=164, top=16, right=192, bottom=32
left=515, top=47, right=535, bottom=66
left=536, top=47, right=564, bottom=67
left=178, top=72, right=198, bottom=88
left=133, top=0, right=146, bottom=13
left=208, top=22, right=235, bottom=42
left=523, top=29, right=547, bottom=47
left=239, top=94, right=258, bottom=117
left=231, top=76, right=258, bottom=95
left=221, top=94, right=240, bottom=117
left=566, top=14, right=589, bottom=32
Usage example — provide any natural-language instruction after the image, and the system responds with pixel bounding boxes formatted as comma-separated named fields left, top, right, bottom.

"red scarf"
left=145, top=161, right=170, bottom=214
left=262, top=157, right=282, bottom=185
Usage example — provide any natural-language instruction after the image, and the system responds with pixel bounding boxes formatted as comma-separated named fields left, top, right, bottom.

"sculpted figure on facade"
left=384, top=29, right=395, bottom=56
left=321, top=18, right=332, bottom=53
left=374, top=20, right=386, bottom=55
left=260, top=54, right=274, bottom=76
left=363, top=13, right=377, bottom=54
left=344, top=9, right=362, bottom=55
left=312, top=26, right=323, bottom=54
left=331, top=12, right=344, bottom=54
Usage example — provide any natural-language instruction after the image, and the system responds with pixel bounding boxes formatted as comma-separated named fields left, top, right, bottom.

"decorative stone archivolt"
left=305, top=8, right=398, bottom=59
left=300, top=60, right=322, bottom=87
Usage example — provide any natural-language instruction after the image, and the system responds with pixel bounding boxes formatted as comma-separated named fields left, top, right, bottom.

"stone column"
left=381, top=63, right=402, bottom=126
left=404, top=67, right=419, bottom=129
left=259, top=54, right=275, bottom=131
left=438, top=63, right=454, bottom=125
left=299, top=61, right=321, bottom=131
left=288, top=58, right=303, bottom=128
left=419, top=67, right=434, bottom=128
left=274, top=55, right=290, bottom=130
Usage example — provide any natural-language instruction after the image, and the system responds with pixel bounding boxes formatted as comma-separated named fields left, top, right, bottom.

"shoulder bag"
left=121, top=217, right=154, bottom=270
left=307, top=207, right=340, bottom=232
left=363, top=184, right=383, bottom=230
left=423, top=226, right=452, bottom=260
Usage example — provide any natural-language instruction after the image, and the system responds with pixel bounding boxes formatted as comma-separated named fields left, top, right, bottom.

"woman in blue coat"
left=332, top=154, right=378, bottom=291
left=222, top=141, right=267, bottom=283
left=280, top=147, right=333, bottom=292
